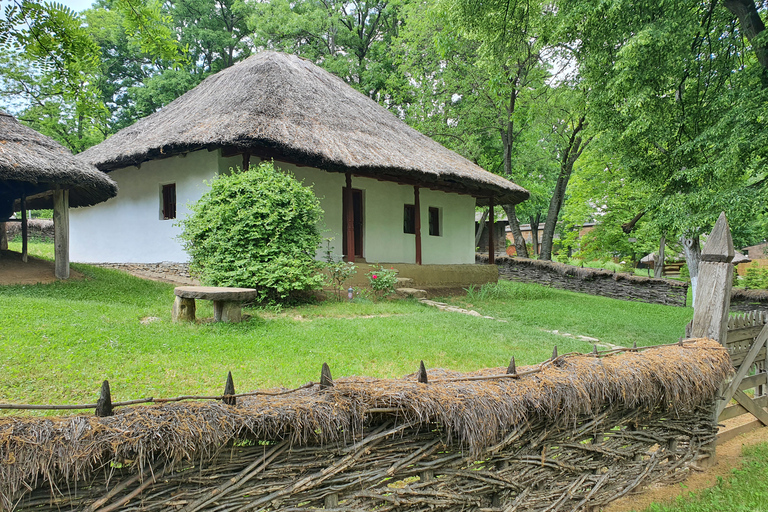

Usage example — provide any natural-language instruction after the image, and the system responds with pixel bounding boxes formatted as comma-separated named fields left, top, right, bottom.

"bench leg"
left=214, top=300, right=242, bottom=323
left=172, top=296, right=196, bottom=322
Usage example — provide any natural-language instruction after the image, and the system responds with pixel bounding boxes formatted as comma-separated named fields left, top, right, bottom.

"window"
left=429, top=207, right=440, bottom=236
left=161, top=183, right=176, bottom=220
left=403, top=204, right=416, bottom=234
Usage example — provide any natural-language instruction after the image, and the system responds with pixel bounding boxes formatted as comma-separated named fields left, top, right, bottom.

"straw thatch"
left=0, top=339, right=730, bottom=510
left=78, top=52, right=528, bottom=206
left=0, top=112, right=117, bottom=217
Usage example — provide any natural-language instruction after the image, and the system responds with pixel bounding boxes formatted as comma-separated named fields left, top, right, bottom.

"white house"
left=73, top=52, right=528, bottom=266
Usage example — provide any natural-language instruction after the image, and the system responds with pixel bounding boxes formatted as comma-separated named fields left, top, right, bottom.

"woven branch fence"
left=0, top=339, right=731, bottom=512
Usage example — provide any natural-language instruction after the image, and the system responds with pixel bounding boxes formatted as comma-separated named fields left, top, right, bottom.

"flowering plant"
left=366, top=266, right=398, bottom=298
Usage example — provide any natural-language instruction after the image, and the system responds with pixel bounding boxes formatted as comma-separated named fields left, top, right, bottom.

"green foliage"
left=323, top=239, right=357, bottom=301
left=743, top=263, right=768, bottom=290
left=366, top=265, right=398, bottom=299
left=179, top=161, right=325, bottom=302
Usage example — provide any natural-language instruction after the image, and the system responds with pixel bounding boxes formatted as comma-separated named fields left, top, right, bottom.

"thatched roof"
left=79, top=52, right=528, bottom=206
left=0, top=111, right=117, bottom=217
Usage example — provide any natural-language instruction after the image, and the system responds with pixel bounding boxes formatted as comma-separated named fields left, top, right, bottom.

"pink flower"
left=372, top=274, right=378, bottom=279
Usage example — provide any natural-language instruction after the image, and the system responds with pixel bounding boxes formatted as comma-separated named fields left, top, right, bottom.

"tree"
left=557, top=0, right=768, bottom=299
left=248, top=0, right=404, bottom=99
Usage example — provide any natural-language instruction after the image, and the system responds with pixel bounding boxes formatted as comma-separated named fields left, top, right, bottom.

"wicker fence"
left=0, top=340, right=730, bottom=512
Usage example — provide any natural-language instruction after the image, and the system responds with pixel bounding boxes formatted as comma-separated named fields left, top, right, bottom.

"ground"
left=0, top=250, right=83, bottom=285
left=1, top=253, right=765, bottom=512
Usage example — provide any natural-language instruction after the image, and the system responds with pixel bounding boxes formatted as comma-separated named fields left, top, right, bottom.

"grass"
left=0, top=267, right=693, bottom=408
left=637, top=443, right=768, bottom=512
left=7, top=236, right=54, bottom=260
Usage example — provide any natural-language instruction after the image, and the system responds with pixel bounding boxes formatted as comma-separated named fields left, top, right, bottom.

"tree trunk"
left=654, top=236, right=666, bottom=279
left=503, top=204, right=528, bottom=258
left=475, top=209, right=488, bottom=249
left=529, top=212, right=541, bottom=257
left=723, top=0, right=768, bottom=81
left=681, top=235, right=702, bottom=308
left=539, top=117, right=588, bottom=261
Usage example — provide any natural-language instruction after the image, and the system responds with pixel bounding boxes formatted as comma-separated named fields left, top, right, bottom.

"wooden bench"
left=172, top=286, right=258, bottom=323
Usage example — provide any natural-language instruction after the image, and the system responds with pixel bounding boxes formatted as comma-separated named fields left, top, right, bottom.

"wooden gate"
left=717, top=312, right=768, bottom=440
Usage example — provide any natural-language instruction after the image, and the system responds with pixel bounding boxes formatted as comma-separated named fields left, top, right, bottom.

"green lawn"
left=0, top=257, right=765, bottom=512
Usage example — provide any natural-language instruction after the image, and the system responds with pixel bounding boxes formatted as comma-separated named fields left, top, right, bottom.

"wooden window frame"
left=161, top=183, right=176, bottom=220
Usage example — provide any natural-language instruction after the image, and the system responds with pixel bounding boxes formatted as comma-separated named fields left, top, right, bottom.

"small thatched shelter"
left=74, top=51, right=528, bottom=266
left=0, top=111, right=117, bottom=278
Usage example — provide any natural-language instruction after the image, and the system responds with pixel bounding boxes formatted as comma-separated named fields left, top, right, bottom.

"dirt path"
left=0, top=250, right=83, bottom=285
left=604, top=424, right=767, bottom=511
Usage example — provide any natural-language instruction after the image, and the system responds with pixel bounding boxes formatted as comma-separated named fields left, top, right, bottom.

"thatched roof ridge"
left=0, top=339, right=730, bottom=503
left=0, top=111, right=117, bottom=213
left=731, top=287, right=768, bottom=301
left=78, top=52, right=528, bottom=206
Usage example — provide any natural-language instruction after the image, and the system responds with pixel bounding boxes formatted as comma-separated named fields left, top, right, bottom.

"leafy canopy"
left=179, top=161, right=325, bottom=302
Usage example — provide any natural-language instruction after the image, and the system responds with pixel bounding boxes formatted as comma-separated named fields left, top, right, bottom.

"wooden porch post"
left=488, top=197, right=495, bottom=265
left=53, top=187, right=70, bottom=279
left=414, top=186, right=422, bottom=265
left=21, top=191, right=28, bottom=263
left=690, top=212, right=733, bottom=344
left=0, top=222, right=6, bottom=251
left=344, top=173, right=355, bottom=262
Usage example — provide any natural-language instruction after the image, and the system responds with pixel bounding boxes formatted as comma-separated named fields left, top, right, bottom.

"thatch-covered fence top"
left=0, top=111, right=117, bottom=214
left=0, top=339, right=730, bottom=506
left=78, top=51, right=528, bottom=206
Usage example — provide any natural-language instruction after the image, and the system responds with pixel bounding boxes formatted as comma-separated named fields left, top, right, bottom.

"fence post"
left=223, top=371, right=236, bottom=406
left=95, top=380, right=113, bottom=417
left=690, top=212, right=733, bottom=344
left=417, top=361, right=428, bottom=384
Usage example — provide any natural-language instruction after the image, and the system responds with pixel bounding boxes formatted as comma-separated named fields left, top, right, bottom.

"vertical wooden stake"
left=324, top=493, right=339, bottom=508
left=223, top=371, right=236, bottom=406
left=592, top=345, right=599, bottom=356
left=320, top=363, right=334, bottom=389
left=417, top=361, right=428, bottom=384
left=632, top=341, right=637, bottom=351
left=344, top=173, right=355, bottom=263
left=506, top=356, right=517, bottom=376
left=95, top=380, right=113, bottom=417
left=551, top=346, right=558, bottom=360
left=0, top=221, right=7, bottom=251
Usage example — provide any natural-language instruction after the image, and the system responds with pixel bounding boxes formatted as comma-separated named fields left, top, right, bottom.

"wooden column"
left=53, top=187, right=70, bottom=279
left=690, top=212, right=734, bottom=344
left=0, top=222, right=6, bottom=251
left=488, top=198, right=495, bottom=265
left=414, top=186, right=422, bottom=265
left=21, top=191, right=28, bottom=263
left=344, top=173, right=355, bottom=262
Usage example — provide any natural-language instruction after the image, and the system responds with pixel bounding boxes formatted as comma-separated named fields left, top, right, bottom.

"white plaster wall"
left=71, top=152, right=477, bottom=264
left=70, top=150, right=217, bottom=263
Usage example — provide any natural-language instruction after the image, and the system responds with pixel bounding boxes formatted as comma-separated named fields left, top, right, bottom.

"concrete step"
left=396, top=287, right=428, bottom=299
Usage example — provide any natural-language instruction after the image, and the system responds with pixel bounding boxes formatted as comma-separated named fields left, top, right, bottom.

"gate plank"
left=717, top=323, right=768, bottom=417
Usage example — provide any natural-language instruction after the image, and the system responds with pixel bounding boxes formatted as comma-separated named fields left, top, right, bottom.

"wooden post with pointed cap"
left=506, top=356, right=517, bottom=376
left=690, top=212, right=734, bottom=344
left=223, top=371, right=236, bottom=406
left=95, top=380, right=113, bottom=417
left=417, top=361, right=428, bottom=384
left=320, top=363, right=333, bottom=389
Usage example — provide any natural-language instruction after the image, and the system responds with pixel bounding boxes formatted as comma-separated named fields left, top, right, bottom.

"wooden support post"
left=690, top=212, right=734, bottom=344
left=324, top=493, right=339, bottom=508
left=417, top=360, right=428, bottom=383
left=488, top=198, right=495, bottom=265
left=551, top=346, right=558, bottom=360
left=21, top=192, right=27, bottom=263
left=95, top=380, right=113, bottom=417
left=414, top=186, right=422, bottom=265
left=344, top=173, right=355, bottom=262
left=0, top=222, right=6, bottom=251
left=223, top=371, right=236, bottom=406
left=320, top=362, right=333, bottom=389
left=53, top=187, right=70, bottom=279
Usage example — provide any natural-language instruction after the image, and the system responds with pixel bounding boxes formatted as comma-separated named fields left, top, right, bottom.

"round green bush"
left=179, top=161, right=325, bottom=301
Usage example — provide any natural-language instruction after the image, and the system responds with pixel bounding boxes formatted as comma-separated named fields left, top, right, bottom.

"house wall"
left=71, top=152, right=477, bottom=264
left=71, top=150, right=216, bottom=263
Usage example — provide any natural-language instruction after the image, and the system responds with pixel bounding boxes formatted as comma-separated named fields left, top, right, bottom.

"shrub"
left=367, top=266, right=398, bottom=299
left=743, top=263, right=768, bottom=289
left=179, top=161, right=325, bottom=302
